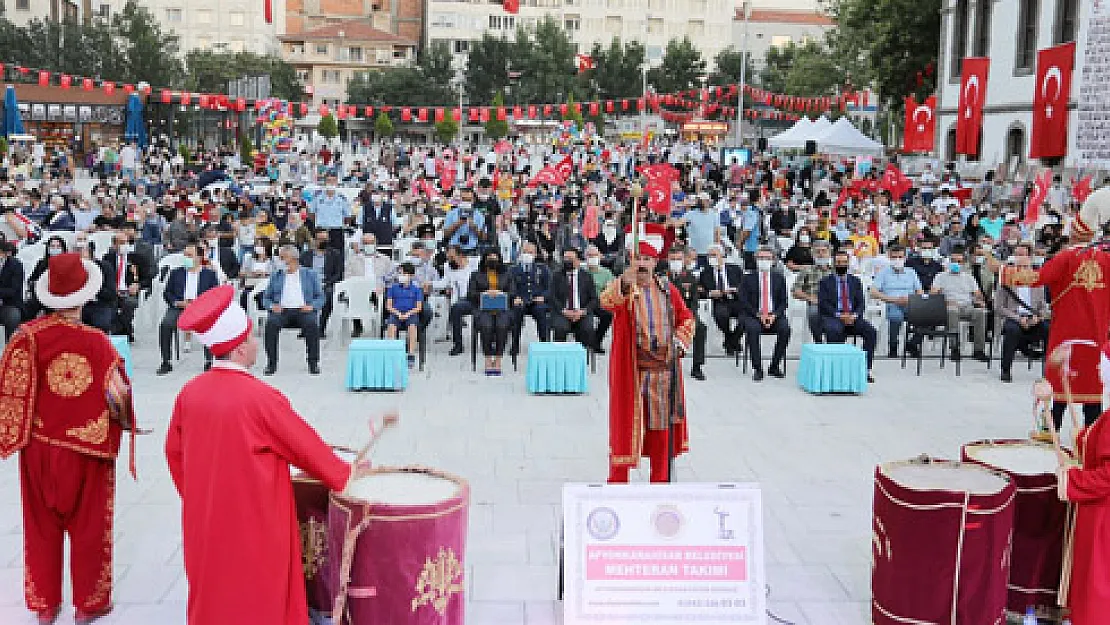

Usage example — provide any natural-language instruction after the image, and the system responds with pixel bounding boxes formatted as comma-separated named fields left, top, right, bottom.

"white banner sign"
left=1077, top=0, right=1110, bottom=168
left=562, top=483, right=766, bottom=625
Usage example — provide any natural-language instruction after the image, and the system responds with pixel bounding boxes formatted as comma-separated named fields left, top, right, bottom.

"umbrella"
left=3, top=85, right=24, bottom=138
left=124, top=93, right=147, bottom=148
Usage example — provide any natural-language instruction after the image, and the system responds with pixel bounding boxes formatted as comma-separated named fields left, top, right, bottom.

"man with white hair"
left=698, top=244, right=745, bottom=355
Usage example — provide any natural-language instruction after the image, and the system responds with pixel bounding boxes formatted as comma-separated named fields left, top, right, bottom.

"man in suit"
left=103, top=231, right=150, bottom=341
left=995, top=244, right=1049, bottom=382
left=740, top=246, right=790, bottom=381
left=202, top=228, right=241, bottom=281
left=300, top=229, right=344, bottom=337
left=550, top=248, right=597, bottom=348
left=262, top=245, right=326, bottom=375
left=157, top=242, right=220, bottom=375
left=818, top=250, right=877, bottom=382
left=360, top=185, right=395, bottom=247
left=0, top=240, right=23, bottom=339
left=509, top=241, right=552, bottom=350
left=698, top=244, right=745, bottom=355
left=666, top=245, right=707, bottom=380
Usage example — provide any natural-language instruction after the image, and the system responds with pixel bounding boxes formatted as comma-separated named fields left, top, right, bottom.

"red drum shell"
left=962, top=440, right=1068, bottom=613
left=328, top=466, right=470, bottom=625
left=872, top=459, right=1016, bottom=625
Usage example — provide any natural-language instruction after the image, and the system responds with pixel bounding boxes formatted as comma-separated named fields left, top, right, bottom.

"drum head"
left=965, top=442, right=1058, bottom=477
left=346, top=470, right=462, bottom=505
left=883, top=461, right=1009, bottom=495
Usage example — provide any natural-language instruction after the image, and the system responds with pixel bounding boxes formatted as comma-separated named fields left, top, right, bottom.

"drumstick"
left=342, top=412, right=399, bottom=494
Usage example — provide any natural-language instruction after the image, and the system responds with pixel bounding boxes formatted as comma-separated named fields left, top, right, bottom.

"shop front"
left=680, top=120, right=730, bottom=144
left=6, top=84, right=133, bottom=160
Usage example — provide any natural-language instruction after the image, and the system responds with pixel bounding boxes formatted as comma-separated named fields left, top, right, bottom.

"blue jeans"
left=885, top=304, right=908, bottom=348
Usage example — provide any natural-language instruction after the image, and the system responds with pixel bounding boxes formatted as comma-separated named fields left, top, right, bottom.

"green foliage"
left=562, top=93, right=584, bottom=130
left=484, top=92, right=510, bottom=140
left=761, top=40, right=846, bottom=98
left=110, top=1, right=184, bottom=86
left=177, top=143, right=191, bottom=163
left=827, top=0, right=941, bottom=110
left=434, top=118, right=459, bottom=143
left=465, top=34, right=514, bottom=106
left=710, top=47, right=754, bottom=87
left=0, top=137, right=9, bottom=156
left=317, top=114, right=339, bottom=139
left=238, top=133, right=253, bottom=164
left=510, top=16, right=578, bottom=106
left=186, top=50, right=303, bottom=101
left=374, top=111, right=395, bottom=137
left=347, top=46, right=455, bottom=108
left=647, top=37, right=706, bottom=95
left=582, top=37, right=646, bottom=102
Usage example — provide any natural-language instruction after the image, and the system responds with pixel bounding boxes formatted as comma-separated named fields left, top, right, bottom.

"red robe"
left=601, top=276, right=694, bottom=479
left=165, top=364, right=350, bottom=625
left=1064, top=414, right=1110, bottom=624
left=1007, top=246, right=1110, bottom=403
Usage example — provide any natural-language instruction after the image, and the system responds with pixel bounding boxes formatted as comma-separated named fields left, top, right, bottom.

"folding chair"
left=901, top=293, right=958, bottom=376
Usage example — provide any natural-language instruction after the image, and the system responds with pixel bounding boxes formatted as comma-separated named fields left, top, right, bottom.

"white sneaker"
left=183, top=337, right=192, bottom=353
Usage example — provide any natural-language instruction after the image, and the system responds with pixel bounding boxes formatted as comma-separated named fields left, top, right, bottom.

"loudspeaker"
left=757, top=137, right=768, bottom=152
left=804, top=140, right=817, bottom=155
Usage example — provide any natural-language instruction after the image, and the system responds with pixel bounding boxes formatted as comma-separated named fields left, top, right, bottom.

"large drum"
left=328, top=466, right=469, bottom=625
left=292, top=448, right=357, bottom=615
left=962, top=440, right=1068, bottom=614
left=872, top=458, right=1016, bottom=625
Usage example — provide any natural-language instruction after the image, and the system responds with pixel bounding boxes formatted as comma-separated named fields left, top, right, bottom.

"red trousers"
left=19, top=442, right=115, bottom=615
left=608, top=429, right=674, bottom=483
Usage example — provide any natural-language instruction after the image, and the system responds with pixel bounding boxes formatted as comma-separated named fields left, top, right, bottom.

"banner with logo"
left=1077, top=1, right=1110, bottom=168
left=562, top=483, right=766, bottom=625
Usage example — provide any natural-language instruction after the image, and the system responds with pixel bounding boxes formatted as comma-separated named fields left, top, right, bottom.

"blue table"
left=109, top=335, right=132, bottom=378
left=797, top=343, right=868, bottom=394
left=346, top=339, right=408, bottom=391
left=527, top=342, right=588, bottom=394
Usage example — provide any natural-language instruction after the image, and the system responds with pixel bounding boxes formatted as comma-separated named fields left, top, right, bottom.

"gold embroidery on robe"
left=0, top=396, right=26, bottom=448
left=2, top=348, right=30, bottom=396
left=46, top=353, right=93, bottom=398
left=66, top=411, right=109, bottom=446
left=1074, top=259, right=1105, bottom=292
left=411, top=547, right=464, bottom=615
left=83, top=465, right=115, bottom=610
left=300, top=518, right=328, bottom=580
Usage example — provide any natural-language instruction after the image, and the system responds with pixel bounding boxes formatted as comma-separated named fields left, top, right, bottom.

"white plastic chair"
left=331, top=277, right=379, bottom=342
left=244, top=275, right=271, bottom=336
left=42, top=231, right=75, bottom=252
left=88, top=231, right=115, bottom=259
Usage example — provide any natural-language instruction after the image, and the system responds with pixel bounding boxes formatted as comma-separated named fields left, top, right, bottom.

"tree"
left=186, top=50, right=303, bottom=101
left=465, top=34, right=513, bottom=106
left=511, top=16, right=578, bottom=106
left=238, top=133, right=254, bottom=164
left=760, top=40, right=847, bottom=99
left=484, top=92, right=510, bottom=139
left=563, top=92, right=584, bottom=130
left=827, top=0, right=940, bottom=111
left=434, top=118, right=459, bottom=143
left=710, top=47, right=755, bottom=87
left=111, top=0, right=184, bottom=86
left=419, top=40, right=456, bottom=92
left=374, top=111, right=395, bottom=137
left=317, top=114, right=338, bottom=139
left=647, top=37, right=706, bottom=95
left=584, top=37, right=646, bottom=102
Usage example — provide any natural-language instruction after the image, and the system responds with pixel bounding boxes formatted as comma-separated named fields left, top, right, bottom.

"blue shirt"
left=684, top=209, right=719, bottom=254
left=980, top=217, right=1004, bottom=240
left=311, top=191, right=351, bottom=229
left=741, top=207, right=761, bottom=252
left=386, top=282, right=424, bottom=314
left=874, top=266, right=922, bottom=311
left=444, top=208, right=486, bottom=251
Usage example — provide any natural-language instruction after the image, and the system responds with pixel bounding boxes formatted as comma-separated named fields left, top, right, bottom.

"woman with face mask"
left=784, top=227, right=815, bottom=271
left=468, top=251, right=515, bottom=375
left=24, top=236, right=68, bottom=320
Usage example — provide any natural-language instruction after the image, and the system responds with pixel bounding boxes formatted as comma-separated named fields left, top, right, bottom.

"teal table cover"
left=346, top=339, right=408, bottom=391
left=109, top=335, right=132, bottom=378
left=526, top=342, right=588, bottom=394
left=797, top=343, right=868, bottom=394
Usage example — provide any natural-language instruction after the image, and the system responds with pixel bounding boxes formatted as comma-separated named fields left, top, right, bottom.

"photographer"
left=444, top=186, right=487, bottom=256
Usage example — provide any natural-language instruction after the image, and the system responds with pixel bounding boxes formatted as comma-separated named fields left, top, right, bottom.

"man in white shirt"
left=260, top=245, right=326, bottom=375
left=119, top=142, right=138, bottom=182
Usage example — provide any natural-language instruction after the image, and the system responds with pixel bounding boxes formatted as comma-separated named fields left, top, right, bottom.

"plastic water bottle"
left=1023, top=607, right=1037, bottom=625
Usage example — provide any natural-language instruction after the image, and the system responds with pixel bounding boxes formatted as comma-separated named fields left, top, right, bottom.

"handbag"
left=480, top=292, right=508, bottom=311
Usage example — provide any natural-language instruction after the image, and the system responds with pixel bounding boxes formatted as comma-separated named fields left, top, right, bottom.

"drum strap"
left=950, top=492, right=969, bottom=625
left=332, top=515, right=374, bottom=624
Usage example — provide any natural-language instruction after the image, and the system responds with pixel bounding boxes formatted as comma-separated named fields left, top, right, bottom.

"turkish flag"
left=902, top=95, right=936, bottom=153
left=879, top=164, right=912, bottom=199
left=645, top=180, right=670, bottom=215
left=527, top=105, right=536, bottom=118
left=1025, top=170, right=1053, bottom=225
left=554, top=155, right=574, bottom=183
left=1030, top=41, right=1076, bottom=160
left=1074, top=175, right=1094, bottom=204
left=435, top=108, right=445, bottom=123
left=956, top=57, right=989, bottom=156
left=38, top=71, right=49, bottom=87
left=504, top=0, right=519, bottom=13
left=528, top=165, right=562, bottom=187
left=637, top=163, right=679, bottom=184
left=59, top=75, right=71, bottom=89
left=513, top=106, right=522, bottom=118
left=496, top=107, right=506, bottom=121
left=264, top=0, right=272, bottom=22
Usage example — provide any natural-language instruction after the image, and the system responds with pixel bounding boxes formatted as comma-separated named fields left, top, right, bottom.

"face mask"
left=668, top=260, right=684, bottom=273
left=325, top=185, right=337, bottom=192
left=586, top=256, right=601, bottom=268
left=756, top=259, right=773, bottom=272
left=519, top=252, right=534, bottom=265
left=974, top=255, right=986, bottom=265
left=398, top=275, right=412, bottom=285
left=799, top=235, right=811, bottom=244
left=834, top=265, right=848, bottom=276
left=920, top=249, right=935, bottom=260
left=891, top=258, right=906, bottom=270
left=254, top=246, right=265, bottom=256
left=816, top=256, right=832, bottom=267
left=371, top=195, right=382, bottom=203
left=949, top=262, right=962, bottom=273
left=563, top=260, right=576, bottom=273
left=917, top=220, right=927, bottom=229
left=408, top=256, right=423, bottom=266
left=1007, top=239, right=1019, bottom=247
left=120, top=244, right=133, bottom=255
left=1033, top=255, right=1046, bottom=266
left=47, top=247, right=63, bottom=256
left=714, top=257, right=726, bottom=267
left=182, top=257, right=195, bottom=270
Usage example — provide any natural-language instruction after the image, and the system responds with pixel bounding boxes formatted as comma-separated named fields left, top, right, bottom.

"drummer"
left=165, top=285, right=353, bottom=625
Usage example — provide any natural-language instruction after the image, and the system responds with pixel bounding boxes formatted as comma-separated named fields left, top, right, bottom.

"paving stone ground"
left=0, top=315, right=1037, bottom=625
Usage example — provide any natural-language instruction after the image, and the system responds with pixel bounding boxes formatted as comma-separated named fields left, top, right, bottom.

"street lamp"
left=735, top=0, right=751, bottom=146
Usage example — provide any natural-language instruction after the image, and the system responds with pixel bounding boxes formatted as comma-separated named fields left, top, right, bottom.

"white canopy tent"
left=767, top=117, right=814, bottom=149
left=814, top=117, right=885, bottom=156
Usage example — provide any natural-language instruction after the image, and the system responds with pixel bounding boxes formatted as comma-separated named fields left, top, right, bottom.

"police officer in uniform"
left=665, top=245, right=707, bottom=380
left=509, top=241, right=552, bottom=352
